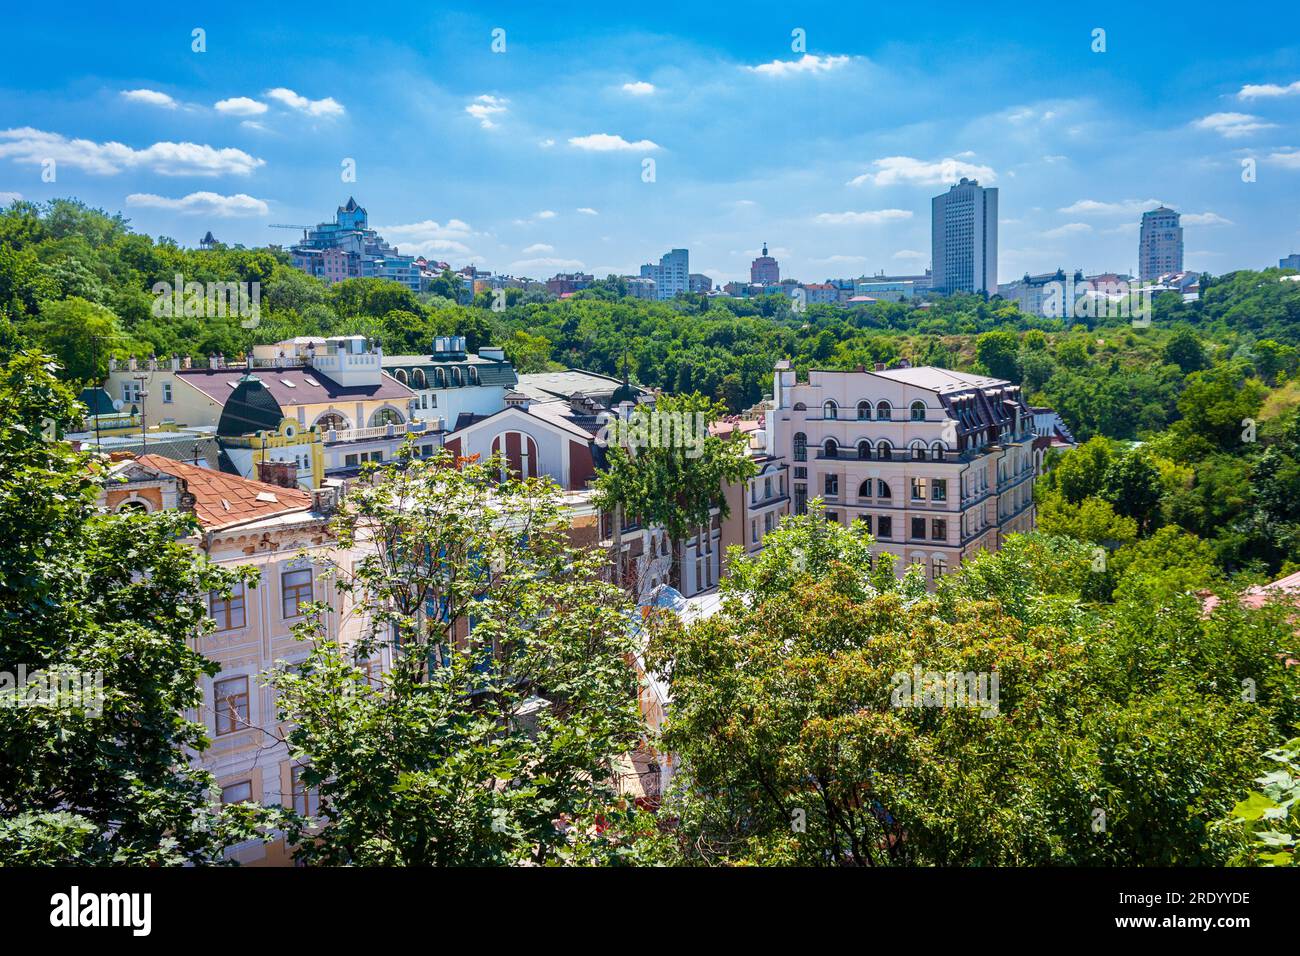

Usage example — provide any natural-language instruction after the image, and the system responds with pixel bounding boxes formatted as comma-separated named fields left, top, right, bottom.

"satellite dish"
left=112, top=399, right=124, bottom=412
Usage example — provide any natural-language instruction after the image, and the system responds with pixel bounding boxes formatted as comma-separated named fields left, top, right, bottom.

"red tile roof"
left=135, top=454, right=312, bottom=530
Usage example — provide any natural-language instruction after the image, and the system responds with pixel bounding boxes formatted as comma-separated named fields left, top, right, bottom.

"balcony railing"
left=325, top=420, right=436, bottom=444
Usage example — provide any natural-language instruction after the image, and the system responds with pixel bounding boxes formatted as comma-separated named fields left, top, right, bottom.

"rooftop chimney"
left=257, top=459, right=298, bottom=489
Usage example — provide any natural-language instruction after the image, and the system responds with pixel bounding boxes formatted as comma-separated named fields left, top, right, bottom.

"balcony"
left=324, top=420, right=439, bottom=445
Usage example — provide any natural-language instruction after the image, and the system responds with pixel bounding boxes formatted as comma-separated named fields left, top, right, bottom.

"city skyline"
left=2, top=1, right=1299, bottom=285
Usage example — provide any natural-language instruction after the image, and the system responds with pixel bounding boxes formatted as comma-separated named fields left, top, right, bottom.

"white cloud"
left=522, top=243, right=555, bottom=254
left=893, top=249, right=926, bottom=260
left=850, top=155, right=997, bottom=187
left=120, top=89, right=177, bottom=109
left=1237, top=81, right=1300, bottom=100
left=745, top=54, right=851, bottom=77
left=814, top=209, right=913, bottom=225
left=539, top=138, right=556, bottom=148
left=465, top=94, right=508, bottom=129
left=1264, top=149, right=1300, bottom=170
left=1058, top=198, right=1164, bottom=216
left=125, top=191, right=270, bottom=217
left=576, top=207, right=598, bottom=215
left=379, top=219, right=474, bottom=241
left=265, top=87, right=345, bottom=118
left=215, top=96, right=268, bottom=117
left=1183, top=211, right=1233, bottom=226
left=621, top=81, right=656, bottom=95
left=0, top=127, right=264, bottom=176
left=535, top=210, right=557, bottom=219
left=1192, top=112, right=1276, bottom=138
left=1041, top=222, right=1092, bottom=239
left=568, top=133, right=660, bottom=152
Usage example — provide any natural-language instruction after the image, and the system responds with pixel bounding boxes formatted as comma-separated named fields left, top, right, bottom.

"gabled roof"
left=128, top=455, right=313, bottom=530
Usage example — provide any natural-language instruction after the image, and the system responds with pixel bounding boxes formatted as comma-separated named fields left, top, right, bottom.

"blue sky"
left=2, top=1, right=1299, bottom=285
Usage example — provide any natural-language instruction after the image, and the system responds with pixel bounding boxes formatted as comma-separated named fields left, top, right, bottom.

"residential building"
left=855, top=279, right=918, bottom=302
left=688, top=273, right=713, bottom=294
left=768, top=360, right=1037, bottom=585
left=289, top=198, right=420, bottom=293
left=1280, top=254, right=1300, bottom=271
left=999, top=269, right=1085, bottom=318
left=384, top=336, right=519, bottom=428
left=640, top=248, right=689, bottom=300
left=932, top=178, right=998, bottom=295
left=104, top=337, right=429, bottom=488
left=715, top=417, right=791, bottom=570
left=1139, top=206, right=1184, bottom=283
left=546, top=272, right=594, bottom=296
left=101, top=455, right=373, bottom=866
left=624, top=276, right=657, bottom=299
left=750, top=243, right=780, bottom=284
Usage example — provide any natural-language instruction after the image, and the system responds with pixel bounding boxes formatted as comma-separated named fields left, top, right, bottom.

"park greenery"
left=2, top=197, right=1300, bottom=864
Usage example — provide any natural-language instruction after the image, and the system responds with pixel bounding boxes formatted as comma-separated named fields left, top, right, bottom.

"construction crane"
left=269, top=224, right=309, bottom=241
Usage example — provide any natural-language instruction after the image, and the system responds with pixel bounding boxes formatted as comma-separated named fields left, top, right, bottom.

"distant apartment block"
left=768, top=360, right=1037, bottom=584
left=640, top=248, right=689, bottom=300
left=688, top=273, right=713, bottom=293
left=1281, top=253, right=1300, bottom=271
left=999, top=269, right=1086, bottom=318
left=290, top=198, right=420, bottom=292
left=750, top=242, right=780, bottom=284
left=932, top=179, right=998, bottom=295
left=624, top=276, right=658, bottom=299
left=1139, top=206, right=1184, bottom=283
left=546, top=272, right=594, bottom=296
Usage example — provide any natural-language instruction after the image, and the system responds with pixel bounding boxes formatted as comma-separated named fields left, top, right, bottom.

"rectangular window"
left=911, top=516, right=927, bottom=540
left=911, top=477, right=928, bottom=501
left=344, top=453, right=359, bottom=468
left=281, top=568, right=313, bottom=619
left=824, top=474, right=839, bottom=497
left=221, top=780, right=253, bottom=804
left=291, top=765, right=319, bottom=816
left=209, top=583, right=246, bottom=631
left=825, top=511, right=839, bottom=524
left=861, top=514, right=872, bottom=535
left=932, top=518, right=947, bottom=541
left=932, top=479, right=947, bottom=502
left=931, top=559, right=947, bottom=581
left=162, top=382, right=173, bottom=403
left=213, top=676, right=249, bottom=736
left=751, top=519, right=759, bottom=544
left=877, top=516, right=892, bottom=539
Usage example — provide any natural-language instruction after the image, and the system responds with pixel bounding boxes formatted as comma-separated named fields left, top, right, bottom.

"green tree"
left=0, top=351, right=292, bottom=864
left=272, top=447, right=643, bottom=866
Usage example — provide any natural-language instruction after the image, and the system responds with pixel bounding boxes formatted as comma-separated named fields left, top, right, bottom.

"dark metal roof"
left=217, top=374, right=285, bottom=437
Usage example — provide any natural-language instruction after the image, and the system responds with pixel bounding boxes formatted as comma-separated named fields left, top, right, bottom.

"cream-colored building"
left=103, top=454, right=380, bottom=865
left=768, top=361, right=1036, bottom=583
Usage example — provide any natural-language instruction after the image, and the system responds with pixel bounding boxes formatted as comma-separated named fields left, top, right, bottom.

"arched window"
left=793, top=432, right=807, bottom=462
left=394, top=369, right=409, bottom=385
left=876, top=439, right=892, bottom=460
left=411, top=369, right=426, bottom=389
left=857, top=400, right=871, bottom=420
left=931, top=441, right=946, bottom=462
left=490, top=430, right=539, bottom=481
left=116, top=499, right=149, bottom=514
left=857, top=439, right=872, bottom=460
left=468, top=367, right=479, bottom=385
left=314, top=412, right=349, bottom=432
left=435, top=368, right=447, bottom=387
left=793, top=402, right=807, bottom=411
left=451, top=367, right=463, bottom=387
left=369, top=407, right=404, bottom=427
left=823, top=400, right=838, bottom=420
left=876, top=400, right=892, bottom=420
left=876, top=479, right=892, bottom=499
left=857, top=479, right=873, bottom=498
left=910, top=441, right=927, bottom=461
left=823, top=438, right=838, bottom=459
left=910, top=400, right=926, bottom=422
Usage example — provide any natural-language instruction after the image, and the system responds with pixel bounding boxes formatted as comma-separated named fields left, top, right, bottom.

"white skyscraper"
left=1139, top=207, right=1183, bottom=283
left=931, top=178, right=998, bottom=295
left=641, top=248, right=689, bottom=300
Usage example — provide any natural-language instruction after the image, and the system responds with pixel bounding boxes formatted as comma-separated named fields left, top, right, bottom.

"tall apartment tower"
left=1139, top=207, right=1183, bottom=282
left=641, top=248, right=689, bottom=300
left=751, top=242, right=780, bottom=284
left=931, top=178, right=998, bottom=295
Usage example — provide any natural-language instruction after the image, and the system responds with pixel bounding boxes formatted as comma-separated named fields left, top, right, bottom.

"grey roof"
left=384, top=354, right=518, bottom=388
left=515, top=369, right=645, bottom=404
left=217, top=374, right=285, bottom=437
left=871, top=366, right=1008, bottom=392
